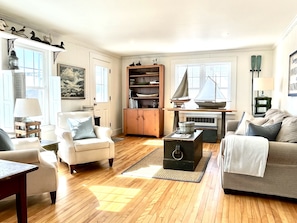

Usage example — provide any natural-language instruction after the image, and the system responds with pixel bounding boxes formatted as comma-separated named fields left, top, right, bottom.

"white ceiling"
left=0, top=0, right=297, bottom=56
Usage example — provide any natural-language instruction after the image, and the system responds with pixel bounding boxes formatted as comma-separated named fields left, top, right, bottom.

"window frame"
left=171, top=57, right=237, bottom=109
left=15, top=42, right=51, bottom=125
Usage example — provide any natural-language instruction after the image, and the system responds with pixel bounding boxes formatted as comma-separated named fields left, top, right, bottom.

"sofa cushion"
left=246, top=122, right=282, bottom=141
left=235, top=112, right=267, bottom=135
left=67, top=117, right=96, bottom=140
left=276, top=117, right=297, bottom=143
left=0, top=128, right=14, bottom=151
left=264, top=109, right=288, bottom=124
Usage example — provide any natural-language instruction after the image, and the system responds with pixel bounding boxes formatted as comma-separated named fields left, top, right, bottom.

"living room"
left=1, top=1, right=297, bottom=222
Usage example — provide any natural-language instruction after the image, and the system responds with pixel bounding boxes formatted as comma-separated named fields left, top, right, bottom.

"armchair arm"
left=94, top=126, right=113, bottom=140
left=11, top=137, right=43, bottom=151
left=55, top=128, right=74, bottom=146
left=0, top=149, right=40, bottom=164
left=55, top=127, right=76, bottom=159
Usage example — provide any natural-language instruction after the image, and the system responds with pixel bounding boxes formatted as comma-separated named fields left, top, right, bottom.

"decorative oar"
left=256, top=55, right=262, bottom=78
left=251, top=55, right=256, bottom=113
left=251, top=55, right=256, bottom=72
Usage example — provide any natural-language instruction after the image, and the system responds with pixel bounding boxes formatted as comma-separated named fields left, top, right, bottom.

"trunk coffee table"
left=163, top=130, right=203, bottom=171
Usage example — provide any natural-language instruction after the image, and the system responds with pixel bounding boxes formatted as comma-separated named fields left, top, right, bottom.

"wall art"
left=288, top=50, right=297, bottom=96
left=58, top=63, right=85, bottom=99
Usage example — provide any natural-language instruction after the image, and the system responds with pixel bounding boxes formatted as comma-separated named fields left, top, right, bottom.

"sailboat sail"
left=195, top=76, right=226, bottom=108
left=170, top=69, right=190, bottom=107
left=171, top=69, right=189, bottom=100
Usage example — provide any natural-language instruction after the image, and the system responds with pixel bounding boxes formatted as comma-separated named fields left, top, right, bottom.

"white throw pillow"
left=235, top=112, right=267, bottom=135
left=67, top=117, right=96, bottom=140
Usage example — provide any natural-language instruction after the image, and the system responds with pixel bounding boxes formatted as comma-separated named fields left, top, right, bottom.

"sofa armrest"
left=0, top=149, right=40, bottom=164
left=226, top=120, right=239, bottom=132
left=268, top=141, right=297, bottom=165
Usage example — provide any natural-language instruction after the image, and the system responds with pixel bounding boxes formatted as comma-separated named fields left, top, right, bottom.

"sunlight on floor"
left=89, top=186, right=141, bottom=212
left=142, top=139, right=163, bottom=146
left=122, top=165, right=162, bottom=178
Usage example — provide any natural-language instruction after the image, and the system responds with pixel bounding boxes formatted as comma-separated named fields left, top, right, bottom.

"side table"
left=40, top=140, right=59, bottom=155
left=15, top=121, right=41, bottom=139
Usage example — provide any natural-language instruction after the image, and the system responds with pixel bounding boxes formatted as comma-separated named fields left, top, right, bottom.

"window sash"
left=15, top=44, right=49, bottom=124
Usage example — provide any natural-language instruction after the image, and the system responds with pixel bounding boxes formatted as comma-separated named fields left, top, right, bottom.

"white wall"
left=273, top=17, right=297, bottom=116
left=122, top=48, right=274, bottom=135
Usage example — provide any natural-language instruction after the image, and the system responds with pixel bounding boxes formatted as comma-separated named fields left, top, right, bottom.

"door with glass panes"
left=92, top=57, right=111, bottom=127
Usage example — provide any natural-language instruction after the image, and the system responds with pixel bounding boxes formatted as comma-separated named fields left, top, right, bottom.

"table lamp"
left=14, top=98, right=42, bottom=122
left=253, top=77, right=274, bottom=97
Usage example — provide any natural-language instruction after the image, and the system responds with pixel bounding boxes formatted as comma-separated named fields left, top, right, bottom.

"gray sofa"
left=219, top=109, right=297, bottom=199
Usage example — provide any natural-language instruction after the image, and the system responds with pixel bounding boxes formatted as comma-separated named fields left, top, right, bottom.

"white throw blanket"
left=223, top=135, right=269, bottom=177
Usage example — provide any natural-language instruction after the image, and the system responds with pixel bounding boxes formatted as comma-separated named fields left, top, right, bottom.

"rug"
left=122, top=148, right=212, bottom=183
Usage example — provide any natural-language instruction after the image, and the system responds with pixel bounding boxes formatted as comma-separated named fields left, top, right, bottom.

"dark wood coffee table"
left=163, top=130, right=203, bottom=171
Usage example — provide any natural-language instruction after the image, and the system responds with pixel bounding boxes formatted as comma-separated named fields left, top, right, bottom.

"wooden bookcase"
left=15, top=121, right=41, bottom=139
left=124, top=64, right=164, bottom=137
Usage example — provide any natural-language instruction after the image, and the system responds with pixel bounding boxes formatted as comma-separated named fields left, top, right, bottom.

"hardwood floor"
left=1, top=135, right=297, bottom=223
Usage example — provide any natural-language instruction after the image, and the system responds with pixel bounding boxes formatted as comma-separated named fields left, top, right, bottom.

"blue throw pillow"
left=246, top=122, right=282, bottom=141
left=0, top=128, right=14, bottom=151
left=67, top=117, right=96, bottom=140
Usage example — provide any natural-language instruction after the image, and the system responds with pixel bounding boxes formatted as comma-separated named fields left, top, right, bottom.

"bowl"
left=178, top=121, right=195, bottom=134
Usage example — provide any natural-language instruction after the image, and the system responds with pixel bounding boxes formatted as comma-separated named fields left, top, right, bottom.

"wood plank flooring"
left=0, top=135, right=297, bottom=223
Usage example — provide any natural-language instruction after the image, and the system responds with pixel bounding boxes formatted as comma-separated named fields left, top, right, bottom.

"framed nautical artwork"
left=57, top=63, right=85, bottom=99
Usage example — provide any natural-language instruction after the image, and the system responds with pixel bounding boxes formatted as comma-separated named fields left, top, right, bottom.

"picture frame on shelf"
left=57, top=63, right=85, bottom=99
left=288, top=50, right=297, bottom=96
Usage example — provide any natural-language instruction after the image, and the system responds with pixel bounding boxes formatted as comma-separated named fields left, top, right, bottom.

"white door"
left=91, top=57, right=111, bottom=127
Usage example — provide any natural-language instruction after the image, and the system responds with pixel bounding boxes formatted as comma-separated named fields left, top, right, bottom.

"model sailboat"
left=194, top=76, right=226, bottom=109
left=170, top=69, right=190, bottom=107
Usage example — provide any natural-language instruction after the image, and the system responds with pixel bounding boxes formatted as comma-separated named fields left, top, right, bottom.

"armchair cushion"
left=67, top=116, right=96, bottom=140
left=74, top=138, right=110, bottom=152
left=0, top=128, right=14, bottom=151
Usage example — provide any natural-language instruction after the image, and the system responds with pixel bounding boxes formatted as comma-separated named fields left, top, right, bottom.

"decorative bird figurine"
left=53, top=41, right=65, bottom=49
left=0, top=19, right=8, bottom=31
left=10, top=26, right=28, bottom=38
left=30, top=31, right=42, bottom=42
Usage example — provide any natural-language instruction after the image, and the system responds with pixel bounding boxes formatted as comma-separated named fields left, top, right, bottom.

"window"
left=173, top=58, right=237, bottom=108
left=95, top=66, right=109, bottom=102
left=15, top=44, right=50, bottom=124
left=0, top=42, right=60, bottom=132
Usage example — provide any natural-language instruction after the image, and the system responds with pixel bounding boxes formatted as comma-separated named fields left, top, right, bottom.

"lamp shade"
left=253, top=77, right=274, bottom=91
left=14, top=98, right=42, bottom=118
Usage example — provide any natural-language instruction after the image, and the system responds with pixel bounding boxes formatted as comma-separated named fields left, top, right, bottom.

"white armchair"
left=55, top=111, right=115, bottom=174
left=0, top=137, right=58, bottom=204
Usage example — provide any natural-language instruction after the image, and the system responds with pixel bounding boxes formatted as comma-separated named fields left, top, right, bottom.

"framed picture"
left=288, top=50, right=297, bottom=96
left=57, top=63, right=85, bottom=99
